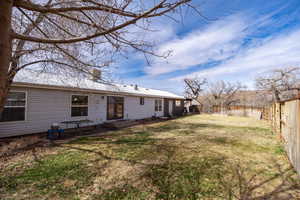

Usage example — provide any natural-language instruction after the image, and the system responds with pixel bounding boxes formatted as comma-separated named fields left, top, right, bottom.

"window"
left=140, top=97, right=145, bottom=105
left=107, top=96, right=124, bottom=120
left=155, top=99, right=162, bottom=111
left=71, top=95, right=88, bottom=117
left=1, top=92, right=26, bottom=122
left=175, top=100, right=181, bottom=107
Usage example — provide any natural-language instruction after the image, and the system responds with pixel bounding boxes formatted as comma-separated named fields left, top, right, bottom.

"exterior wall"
left=0, top=87, right=165, bottom=138
left=0, top=87, right=106, bottom=137
left=172, top=99, right=184, bottom=116
left=163, top=99, right=176, bottom=117
left=124, top=96, right=163, bottom=120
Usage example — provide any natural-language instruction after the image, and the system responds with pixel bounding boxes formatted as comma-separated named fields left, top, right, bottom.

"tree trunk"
left=0, top=0, right=13, bottom=116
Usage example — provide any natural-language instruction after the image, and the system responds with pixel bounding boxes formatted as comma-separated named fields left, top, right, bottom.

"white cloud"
left=118, top=8, right=297, bottom=95
left=172, top=28, right=300, bottom=85
left=127, top=21, right=177, bottom=47
left=144, top=14, right=249, bottom=75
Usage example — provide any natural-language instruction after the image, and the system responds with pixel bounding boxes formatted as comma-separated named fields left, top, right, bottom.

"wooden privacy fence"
left=212, top=101, right=300, bottom=175
left=269, top=98, right=300, bottom=175
left=208, top=101, right=300, bottom=174
left=212, top=105, right=269, bottom=120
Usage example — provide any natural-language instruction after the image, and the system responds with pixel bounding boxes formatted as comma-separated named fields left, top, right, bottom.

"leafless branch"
left=256, top=67, right=300, bottom=102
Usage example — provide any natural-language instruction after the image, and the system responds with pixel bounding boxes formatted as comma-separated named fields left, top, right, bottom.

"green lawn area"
left=1, top=114, right=299, bottom=200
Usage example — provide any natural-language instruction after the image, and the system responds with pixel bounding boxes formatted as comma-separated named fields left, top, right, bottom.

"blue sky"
left=111, top=0, right=300, bottom=95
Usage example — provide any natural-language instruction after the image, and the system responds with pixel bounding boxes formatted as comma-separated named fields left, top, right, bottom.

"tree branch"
left=12, top=1, right=167, bottom=44
left=17, top=59, right=101, bottom=81
left=14, top=0, right=140, bottom=18
left=10, top=1, right=52, bottom=74
left=15, top=7, right=106, bottom=69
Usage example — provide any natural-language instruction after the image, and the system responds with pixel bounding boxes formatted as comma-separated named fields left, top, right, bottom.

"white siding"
left=0, top=88, right=164, bottom=137
left=0, top=87, right=107, bottom=137
left=124, top=96, right=163, bottom=120
left=169, top=100, right=174, bottom=116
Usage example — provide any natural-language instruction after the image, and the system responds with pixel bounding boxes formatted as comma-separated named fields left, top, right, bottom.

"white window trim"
left=140, top=97, right=145, bottom=105
left=155, top=99, right=163, bottom=112
left=0, top=90, right=27, bottom=123
left=71, top=94, right=89, bottom=117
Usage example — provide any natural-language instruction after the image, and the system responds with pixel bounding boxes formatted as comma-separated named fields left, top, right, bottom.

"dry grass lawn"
left=1, top=114, right=300, bottom=200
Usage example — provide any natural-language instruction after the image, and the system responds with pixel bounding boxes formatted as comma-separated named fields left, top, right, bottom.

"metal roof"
left=12, top=69, right=184, bottom=99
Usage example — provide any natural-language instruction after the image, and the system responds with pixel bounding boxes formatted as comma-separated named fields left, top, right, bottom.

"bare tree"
left=256, top=67, right=300, bottom=102
left=206, top=80, right=246, bottom=111
left=250, top=90, right=273, bottom=107
left=184, top=77, right=207, bottom=105
left=0, top=0, right=195, bottom=115
left=220, top=163, right=300, bottom=200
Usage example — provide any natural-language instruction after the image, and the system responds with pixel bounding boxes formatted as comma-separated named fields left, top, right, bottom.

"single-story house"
left=0, top=70, right=184, bottom=138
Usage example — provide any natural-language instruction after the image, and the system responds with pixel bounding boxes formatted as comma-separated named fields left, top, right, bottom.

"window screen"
left=1, top=92, right=26, bottom=122
left=71, top=95, right=88, bottom=117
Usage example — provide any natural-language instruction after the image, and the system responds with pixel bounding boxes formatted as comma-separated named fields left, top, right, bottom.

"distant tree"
left=206, top=80, right=246, bottom=110
left=251, top=90, right=273, bottom=107
left=184, top=78, right=207, bottom=105
left=256, top=67, right=300, bottom=102
left=0, top=0, right=194, bottom=115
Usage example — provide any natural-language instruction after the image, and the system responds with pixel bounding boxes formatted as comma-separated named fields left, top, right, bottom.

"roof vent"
left=134, top=84, right=138, bottom=90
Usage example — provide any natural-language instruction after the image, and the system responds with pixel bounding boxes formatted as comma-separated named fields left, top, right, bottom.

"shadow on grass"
left=143, top=155, right=227, bottom=199
left=2, top=138, right=298, bottom=200
left=0, top=116, right=285, bottom=200
left=66, top=120, right=273, bottom=160
left=0, top=151, right=94, bottom=198
left=219, top=163, right=300, bottom=200
left=62, top=136, right=299, bottom=200
left=94, top=160, right=300, bottom=200
left=177, top=123, right=271, bottom=134
left=84, top=141, right=300, bottom=200
left=68, top=121, right=271, bottom=146
left=93, top=184, right=150, bottom=200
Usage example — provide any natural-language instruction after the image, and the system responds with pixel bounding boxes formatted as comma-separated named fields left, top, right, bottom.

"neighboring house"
left=0, top=70, right=184, bottom=138
left=184, top=98, right=201, bottom=113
